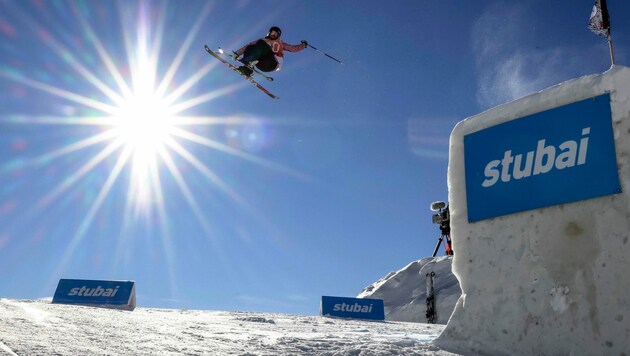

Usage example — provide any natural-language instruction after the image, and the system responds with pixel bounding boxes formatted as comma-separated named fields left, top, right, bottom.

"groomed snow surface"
left=0, top=299, right=457, bottom=355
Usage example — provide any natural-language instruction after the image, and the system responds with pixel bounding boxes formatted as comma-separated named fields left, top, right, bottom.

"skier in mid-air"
left=232, top=26, right=308, bottom=77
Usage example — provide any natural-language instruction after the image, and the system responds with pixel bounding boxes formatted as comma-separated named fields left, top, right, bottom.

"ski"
left=204, top=45, right=278, bottom=99
left=426, top=271, right=436, bottom=324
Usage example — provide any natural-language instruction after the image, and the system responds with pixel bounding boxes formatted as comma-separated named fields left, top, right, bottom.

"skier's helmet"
left=268, top=26, right=281, bottom=38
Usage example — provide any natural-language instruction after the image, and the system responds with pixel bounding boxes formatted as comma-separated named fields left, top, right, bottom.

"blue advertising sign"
left=52, top=279, right=136, bottom=310
left=464, top=94, right=620, bottom=222
left=320, top=296, right=385, bottom=321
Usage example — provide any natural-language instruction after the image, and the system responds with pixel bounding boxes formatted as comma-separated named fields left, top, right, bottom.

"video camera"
left=430, top=200, right=453, bottom=256
left=430, top=201, right=450, bottom=236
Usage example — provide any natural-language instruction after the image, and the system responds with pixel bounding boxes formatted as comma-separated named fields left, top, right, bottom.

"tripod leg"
left=432, top=237, right=443, bottom=257
left=445, top=235, right=453, bottom=256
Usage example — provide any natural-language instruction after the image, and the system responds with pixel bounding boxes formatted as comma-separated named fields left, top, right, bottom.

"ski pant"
left=241, top=40, right=278, bottom=72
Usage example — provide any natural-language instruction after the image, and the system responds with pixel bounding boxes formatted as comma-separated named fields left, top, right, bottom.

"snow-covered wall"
left=435, top=65, right=630, bottom=355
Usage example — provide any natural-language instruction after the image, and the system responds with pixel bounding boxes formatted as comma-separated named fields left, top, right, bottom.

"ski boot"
left=237, top=65, right=253, bottom=77
left=236, top=60, right=258, bottom=78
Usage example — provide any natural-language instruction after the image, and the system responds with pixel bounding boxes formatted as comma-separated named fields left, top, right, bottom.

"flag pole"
left=602, top=0, right=615, bottom=65
left=589, top=0, right=615, bottom=66
left=608, top=34, right=615, bottom=65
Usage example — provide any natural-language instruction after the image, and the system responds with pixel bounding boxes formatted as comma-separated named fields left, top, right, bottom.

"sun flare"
left=113, top=89, right=173, bottom=160
left=112, top=94, right=171, bottom=211
left=105, top=56, right=176, bottom=210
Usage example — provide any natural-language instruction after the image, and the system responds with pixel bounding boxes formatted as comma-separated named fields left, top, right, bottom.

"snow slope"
left=0, top=299, right=457, bottom=355
left=358, top=256, right=460, bottom=325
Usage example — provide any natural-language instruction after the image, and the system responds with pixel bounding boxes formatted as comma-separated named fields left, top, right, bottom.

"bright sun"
left=114, top=91, right=173, bottom=156
left=110, top=61, right=176, bottom=211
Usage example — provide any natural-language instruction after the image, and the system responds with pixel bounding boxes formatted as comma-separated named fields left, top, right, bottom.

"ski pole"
left=306, top=43, right=343, bottom=64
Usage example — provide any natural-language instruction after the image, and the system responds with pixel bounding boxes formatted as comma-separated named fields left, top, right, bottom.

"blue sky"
left=0, top=0, right=628, bottom=315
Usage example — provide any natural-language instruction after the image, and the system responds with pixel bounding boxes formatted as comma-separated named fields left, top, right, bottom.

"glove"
left=301, top=40, right=308, bottom=47
left=231, top=52, right=240, bottom=61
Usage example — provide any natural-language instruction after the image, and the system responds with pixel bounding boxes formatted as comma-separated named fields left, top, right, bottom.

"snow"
left=0, top=299, right=456, bottom=355
left=435, top=65, right=630, bottom=355
left=0, top=257, right=462, bottom=354
left=1, top=255, right=462, bottom=354
left=358, top=256, right=460, bottom=325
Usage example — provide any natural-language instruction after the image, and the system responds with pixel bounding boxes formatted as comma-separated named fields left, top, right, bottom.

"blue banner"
left=320, top=296, right=385, bottom=321
left=464, top=94, right=620, bottom=222
left=52, top=279, right=136, bottom=310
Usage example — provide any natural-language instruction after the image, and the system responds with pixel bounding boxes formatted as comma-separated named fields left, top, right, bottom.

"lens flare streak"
left=50, top=144, right=132, bottom=282
left=157, top=144, right=215, bottom=236
left=155, top=2, right=214, bottom=99
left=69, top=1, right=133, bottom=98
left=38, top=138, right=124, bottom=209
left=169, top=127, right=313, bottom=181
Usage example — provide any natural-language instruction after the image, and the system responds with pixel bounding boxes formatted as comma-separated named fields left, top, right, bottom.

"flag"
left=588, top=0, right=610, bottom=37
